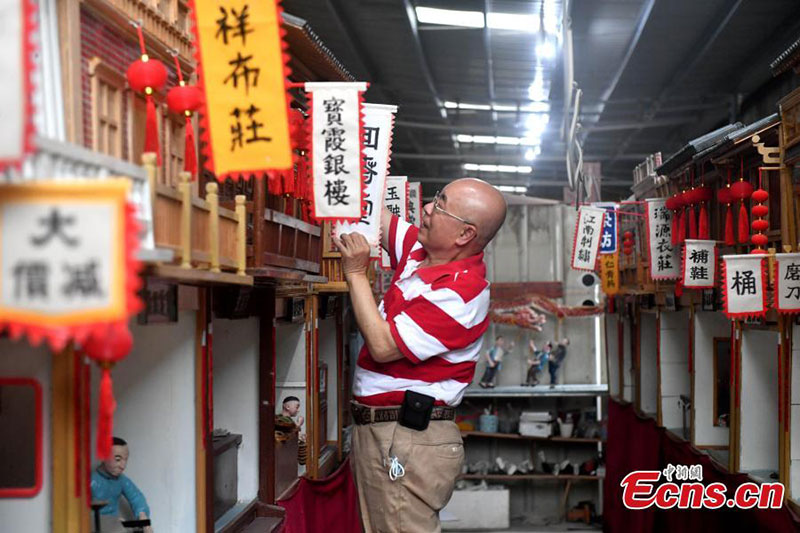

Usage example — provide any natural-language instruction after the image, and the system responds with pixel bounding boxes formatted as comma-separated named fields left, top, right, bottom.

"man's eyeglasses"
left=433, top=190, right=474, bottom=226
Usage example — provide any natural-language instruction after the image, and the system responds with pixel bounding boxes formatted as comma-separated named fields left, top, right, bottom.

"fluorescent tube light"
left=415, top=7, right=484, bottom=28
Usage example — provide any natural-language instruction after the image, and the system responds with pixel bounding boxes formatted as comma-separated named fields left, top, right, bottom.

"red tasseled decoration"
left=725, top=205, right=735, bottom=246
left=738, top=201, right=749, bottom=244
left=183, top=116, right=197, bottom=177
left=671, top=215, right=679, bottom=246
left=678, top=209, right=686, bottom=244
left=96, top=367, right=117, bottom=460
left=698, top=204, right=709, bottom=239
left=689, top=205, right=697, bottom=239
left=267, top=171, right=280, bottom=195
left=144, top=95, right=160, bottom=165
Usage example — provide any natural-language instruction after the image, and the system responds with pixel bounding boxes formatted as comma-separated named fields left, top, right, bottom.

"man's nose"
left=423, top=202, right=434, bottom=215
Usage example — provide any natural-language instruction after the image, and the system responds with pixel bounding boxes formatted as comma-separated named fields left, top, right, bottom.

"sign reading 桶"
left=682, top=240, right=716, bottom=289
left=382, top=176, right=408, bottom=269
left=721, top=254, right=766, bottom=319
left=0, top=0, right=34, bottom=171
left=599, top=253, right=619, bottom=296
left=0, top=181, right=140, bottom=349
left=595, top=202, right=617, bottom=254
left=645, top=198, right=680, bottom=280
left=335, top=103, right=396, bottom=247
left=775, top=253, right=800, bottom=314
left=570, top=206, right=605, bottom=271
left=307, top=82, right=368, bottom=221
left=192, top=0, right=293, bottom=179
left=407, top=182, right=422, bottom=227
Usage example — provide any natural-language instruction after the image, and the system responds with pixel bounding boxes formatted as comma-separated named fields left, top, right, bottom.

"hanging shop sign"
left=307, top=81, right=368, bottom=221
left=0, top=0, right=35, bottom=171
left=594, top=202, right=618, bottom=254
left=381, top=176, right=408, bottom=269
left=407, top=182, right=422, bottom=227
left=645, top=198, right=680, bottom=280
left=570, top=206, right=605, bottom=272
left=334, top=103, right=396, bottom=248
left=599, top=252, right=619, bottom=296
left=192, top=0, right=292, bottom=179
left=682, top=240, right=717, bottom=289
left=721, top=254, right=767, bottom=319
left=0, top=181, right=141, bottom=348
left=774, top=253, right=800, bottom=314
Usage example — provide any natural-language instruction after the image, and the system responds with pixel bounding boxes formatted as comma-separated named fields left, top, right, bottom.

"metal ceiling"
left=282, top=0, right=800, bottom=199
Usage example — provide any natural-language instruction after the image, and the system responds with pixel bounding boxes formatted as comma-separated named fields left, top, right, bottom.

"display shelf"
left=463, top=384, right=609, bottom=398
left=458, top=474, right=603, bottom=481
left=460, top=431, right=604, bottom=444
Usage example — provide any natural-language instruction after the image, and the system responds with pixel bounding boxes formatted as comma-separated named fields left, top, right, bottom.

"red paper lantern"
left=624, top=231, right=633, bottom=240
left=730, top=180, right=753, bottom=200
left=665, top=196, right=676, bottom=210
left=751, top=219, right=769, bottom=232
left=749, top=172, right=769, bottom=253
left=716, top=186, right=732, bottom=205
left=126, top=57, right=168, bottom=94
left=752, top=188, right=769, bottom=204
left=166, top=83, right=203, bottom=114
left=695, top=185, right=712, bottom=203
left=752, top=204, right=769, bottom=218
left=751, top=233, right=768, bottom=247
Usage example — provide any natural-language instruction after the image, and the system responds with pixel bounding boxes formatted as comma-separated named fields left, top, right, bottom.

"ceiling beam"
left=413, top=176, right=632, bottom=187
left=393, top=152, right=651, bottom=162
left=482, top=0, right=497, bottom=124
left=610, top=0, right=745, bottom=161
left=395, top=116, right=696, bottom=134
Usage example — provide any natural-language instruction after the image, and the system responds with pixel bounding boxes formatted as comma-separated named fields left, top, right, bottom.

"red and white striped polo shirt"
left=352, top=215, right=490, bottom=406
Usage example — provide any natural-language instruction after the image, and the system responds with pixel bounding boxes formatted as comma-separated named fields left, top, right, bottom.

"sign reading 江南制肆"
left=192, top=0, right=293, bottom=179
left=570, top=206, right=605, bottom=271
left=0, top=181, right=140, bottom=349
left=646, top=198, right=680, bottom=280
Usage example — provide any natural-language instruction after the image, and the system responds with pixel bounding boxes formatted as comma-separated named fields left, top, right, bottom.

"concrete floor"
left=447, top=525, right=601, bottom=532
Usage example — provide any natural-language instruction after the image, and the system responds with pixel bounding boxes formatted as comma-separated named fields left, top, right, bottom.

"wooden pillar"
left=195, top=288, right=212, bottom=533
left=258, top=286, right=277, bottom=504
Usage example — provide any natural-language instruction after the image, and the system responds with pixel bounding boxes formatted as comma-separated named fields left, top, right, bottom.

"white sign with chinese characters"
left=682, top=240, right=716, bottom=289
left=306, top=82, right=367, bottom=221
left=722, top=254, right=766, bottom=319
left=335, top=103, right=396, bottom=247
left=775, top=253, right=800, bottom=313
left=381, top=176, right=408, bottom=269
left=646, top=198, right=681, bottom=280
left=0, top=0, right=29, bottom=170
left=594, top=202, right=617, bottom=254
left=407, top=182, right=422, bottom=227
left=570, top=206, right=606, bottom=271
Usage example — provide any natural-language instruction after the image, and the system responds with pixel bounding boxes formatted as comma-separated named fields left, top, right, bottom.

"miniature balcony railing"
left=0, top=135, right=163, bottom=261
left=143, top=154, right=247, bottom=276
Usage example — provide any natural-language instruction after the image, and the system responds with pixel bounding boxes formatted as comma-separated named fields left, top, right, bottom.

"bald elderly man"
left=334, top=178, right=507, bottom=532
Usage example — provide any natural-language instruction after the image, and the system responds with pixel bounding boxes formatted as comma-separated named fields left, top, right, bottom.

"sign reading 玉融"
left=381, top=176, right=408, bottom=270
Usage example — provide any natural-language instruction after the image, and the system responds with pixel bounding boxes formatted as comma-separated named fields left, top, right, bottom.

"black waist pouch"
left=399, top=390, right=435, bottom=431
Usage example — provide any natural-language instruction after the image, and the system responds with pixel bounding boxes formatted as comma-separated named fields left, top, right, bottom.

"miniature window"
left=713, top=337, right=731, bottom=427
left=0, top=378, right=43, bottom=497
left=164, top=113, right=186, bottom=187
left=89, top=58, right=125, bottom=158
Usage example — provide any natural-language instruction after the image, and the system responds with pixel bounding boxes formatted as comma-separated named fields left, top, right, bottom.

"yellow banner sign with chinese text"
left=600, top=252, right=619, bottom=296
left=193, top=0, right=292, bottom=179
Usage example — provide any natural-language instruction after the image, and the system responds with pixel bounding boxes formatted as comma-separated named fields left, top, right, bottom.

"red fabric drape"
left=278, top=457, right=361, bottom=533
left=604, top=399, right=800, bottom=532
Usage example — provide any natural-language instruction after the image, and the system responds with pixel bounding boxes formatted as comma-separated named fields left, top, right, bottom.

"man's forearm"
left=347, top=273, right=403, bottom=363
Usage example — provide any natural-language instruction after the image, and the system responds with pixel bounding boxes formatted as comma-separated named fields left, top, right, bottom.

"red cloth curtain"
left=605, top=399, right=800, bottom=532
left=277, top=457, right=361, bottom=533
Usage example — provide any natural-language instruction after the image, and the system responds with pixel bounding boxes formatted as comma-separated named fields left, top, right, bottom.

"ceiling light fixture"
left=455, top=134, right=541, bottom=146
left=415, top=7, right=484, bottom=28
left=536, top=40, right=556, bottom=60
left=487, top=12, right=540, bottom=32
left=496, top=185, right=528, bottom=194
left=443, top=101, right=551, bottom=113
left=464, top=163, right=533, bottom=173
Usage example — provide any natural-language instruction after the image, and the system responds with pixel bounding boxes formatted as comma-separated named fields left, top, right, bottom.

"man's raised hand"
left=332, top=232, right=371, bottom=278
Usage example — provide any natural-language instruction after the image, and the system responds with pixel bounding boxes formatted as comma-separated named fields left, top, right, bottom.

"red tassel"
left=698, top=204, right=709, bottom=239
left=96, top=367, right=116, bottom=460
left=679, top=209, right=687, bottom=244
left=183, top=116, right=197, bottom=177
left=725, top=205, right=735, bottom=246
left=738, top=201, right=749, bottom=244
left=671, top=215, right=679, bottom=246
left=689, top=205, right=697, bottom=239
left=144, top=94, right=160, bottom=165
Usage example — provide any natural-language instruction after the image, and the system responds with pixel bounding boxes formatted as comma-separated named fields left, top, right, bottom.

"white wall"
left=659, top=310, right=690, bottom=431
left=739, top=329, right=779, bottom=473
left=623, top=317, right=633, bottom=402
left=276, top=322, right=307, bottom=431
left=605, top=314, right=620, bottom=397
left=213, top=317, right=259, bottom=503
left=319, top=316, right=339, bottom=442
left=92, top=311, right=197, bottom=532
left=640, top=312, right=659, bottom=416
left=791, top=324, right=800, bottom=498
left=0, top=340, right=51, bottom=533
left=693, top=312, right=730, bottom=447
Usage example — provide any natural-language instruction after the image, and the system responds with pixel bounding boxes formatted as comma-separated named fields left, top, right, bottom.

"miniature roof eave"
left=771, top=35, right=800, bottom=77
left=689, top=113, right=780, bottom=165
left=655, top=123, right=742, bottom=176
left=282, top=12, right=355, bottom=82
left=631, top=174, right=668, bottom=200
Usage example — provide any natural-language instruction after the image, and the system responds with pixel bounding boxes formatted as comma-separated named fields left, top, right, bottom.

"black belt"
left=351, top=402, right=455, bottom=425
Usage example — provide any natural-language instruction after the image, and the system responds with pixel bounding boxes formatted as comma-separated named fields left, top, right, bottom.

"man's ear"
left=455, top=225, right=478, bottom=247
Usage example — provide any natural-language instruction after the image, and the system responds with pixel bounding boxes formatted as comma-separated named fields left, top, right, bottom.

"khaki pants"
left=352, top=419, right=465, bottom=533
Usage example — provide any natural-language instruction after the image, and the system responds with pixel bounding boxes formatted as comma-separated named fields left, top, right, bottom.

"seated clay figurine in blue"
left=91, top=437, right=153, bottom=533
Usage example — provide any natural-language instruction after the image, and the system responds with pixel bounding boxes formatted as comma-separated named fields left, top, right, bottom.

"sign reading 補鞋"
left=570, top=206, right=605, bottom=271
left=682, top=240, right=716, bottom=289
left=0, top=181, right=140, bottom=349
left=192, top=0, right=292, bottom=179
